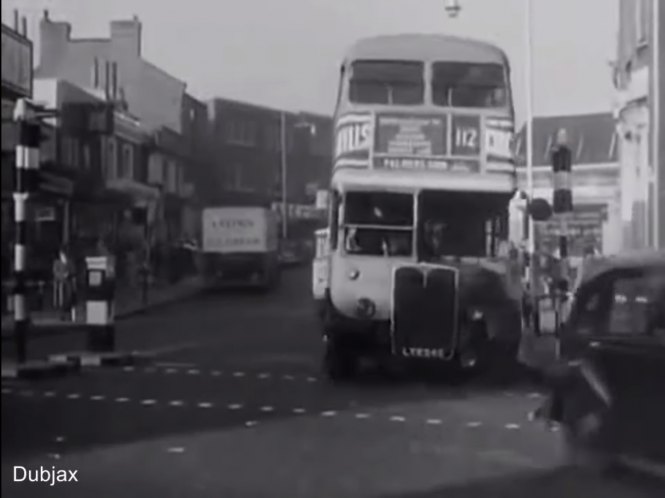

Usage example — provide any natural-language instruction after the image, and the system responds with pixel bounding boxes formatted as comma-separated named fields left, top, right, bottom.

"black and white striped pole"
left=12, top=99, right=41, bottom=363
left=551, top=128, right=573, bottom=358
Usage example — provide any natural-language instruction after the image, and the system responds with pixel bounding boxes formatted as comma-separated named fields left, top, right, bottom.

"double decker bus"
left=313, top=34, right=523, bottom=381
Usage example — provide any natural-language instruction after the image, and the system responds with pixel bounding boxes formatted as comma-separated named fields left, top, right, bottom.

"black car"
left=536, top=250, right=665, bottom=476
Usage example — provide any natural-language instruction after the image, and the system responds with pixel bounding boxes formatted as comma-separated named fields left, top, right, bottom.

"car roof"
left=578, top=251, right=665, bottom=285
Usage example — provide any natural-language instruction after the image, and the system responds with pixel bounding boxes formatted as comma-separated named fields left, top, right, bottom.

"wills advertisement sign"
left=334, top=113, right=372, bottom=165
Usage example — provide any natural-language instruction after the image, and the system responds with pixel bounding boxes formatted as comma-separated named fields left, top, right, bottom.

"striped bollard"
left=551, top=128, right=573, bottom=359
left=12, top=99, right=41, bottom=363
left=85, top=256, right=116, bottom=352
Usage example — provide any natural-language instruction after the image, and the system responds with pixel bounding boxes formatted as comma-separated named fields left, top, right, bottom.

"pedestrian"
left=52, top=246, right=70, bottom=320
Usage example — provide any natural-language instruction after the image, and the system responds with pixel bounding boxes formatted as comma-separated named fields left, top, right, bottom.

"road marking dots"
left=167, top=447, right=185, bottom=453
left=90, top=395, right=105, bottom=401
left=123, top=366, right=135, bottom=373
left=66, top=393, right=80, bottom=400
left=466, top=421, right=483, bottom=428
left=355, top=413, right=371, bottom=419
left=321, top=411, right=337, bottom=417
left=211, top=370, right=222, bottom=377
left=115, top=397, right=130, bottom=403
left=306, top=377, right=317, bottom=383
left=426, top=418, right=443, bottom=425
left=44, top=391, right=56, bottom=398
left=245, top=420, right=258, bottom=428
left=228, top=403, right=243, bottom=410
left=54, top=436, right=66, bottom=443
left=187, top=369, right=200, bottom=375
left=389, top=416, right=406, bottom=422
left=141, top=399, right=157, bottom=406
left=260, top=406, right=274, bottom=413
left=292, top=408, right=306, bottom=414
left=165, top=368, right=178, bottom=374
left=505, top=423, right=521, bottom=430
left=198, top=402, right=214, bottom=409
left=169, top=400, right=185, bottom=407
left=258, top=373, right=271, bottom=379
left=233, top=371, right=245, bottom=378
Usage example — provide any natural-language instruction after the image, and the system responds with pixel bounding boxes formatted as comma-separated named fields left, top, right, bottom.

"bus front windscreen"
left=431, top=62, right=508, bottom=108
left=349, top=61, right=425, bottom=105
left=343, top=192, right=413, bottom=257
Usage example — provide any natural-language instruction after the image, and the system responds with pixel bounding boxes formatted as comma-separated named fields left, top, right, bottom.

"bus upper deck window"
left=349, top=60, right=424, bottom=105
left=432, top=62, right=507, bottom=108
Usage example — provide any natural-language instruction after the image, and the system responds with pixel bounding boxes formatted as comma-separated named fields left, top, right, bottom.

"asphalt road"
left=1, top=268, right=661, bottom=497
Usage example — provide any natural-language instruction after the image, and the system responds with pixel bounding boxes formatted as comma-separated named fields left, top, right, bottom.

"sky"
left=2, top=0, right=619, bottom=124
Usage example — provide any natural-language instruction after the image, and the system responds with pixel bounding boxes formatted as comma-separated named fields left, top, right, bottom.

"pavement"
left=1, top=267, right=661, bottom=497
left=1, top=275, right=204, bottom=340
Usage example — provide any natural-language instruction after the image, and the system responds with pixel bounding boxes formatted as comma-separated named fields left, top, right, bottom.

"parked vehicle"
left=201, top=206, right=280, bottom=290
left=535, top=250, right=665, bottom=477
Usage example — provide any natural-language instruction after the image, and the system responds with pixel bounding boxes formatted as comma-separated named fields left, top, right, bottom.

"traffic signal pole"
left=551, top=129, right=573, bottom=359
left=12, top=99, right=41, bottom=363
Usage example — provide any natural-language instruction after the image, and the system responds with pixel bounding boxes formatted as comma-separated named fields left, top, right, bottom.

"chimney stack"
left=44, top=9, right=50, bottom=21
left=104, top=60, right=111, bottom=100
left=13, top=9, right=19, bottom=31
left=21, top=16, right=27, bottom=37
left=112, top=62, right=118, bottom=100
left=91, top=57, right=99, bottom=88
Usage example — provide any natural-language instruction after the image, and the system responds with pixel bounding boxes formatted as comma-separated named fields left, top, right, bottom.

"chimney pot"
left=44, top=9, right=49, bottom=20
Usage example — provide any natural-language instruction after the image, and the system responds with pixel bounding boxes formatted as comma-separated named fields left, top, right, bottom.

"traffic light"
left=551, top=143, right=573, bottom=214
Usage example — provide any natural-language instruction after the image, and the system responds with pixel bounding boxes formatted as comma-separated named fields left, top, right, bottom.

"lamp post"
left=652, top=0, right=660, bottom=248
left=279, top=112, right=316, bottom=240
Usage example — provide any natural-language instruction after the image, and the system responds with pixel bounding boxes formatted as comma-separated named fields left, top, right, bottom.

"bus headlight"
left=348, top=269, right=360, bottom=280
left=356, top=298, right=376, bottom=318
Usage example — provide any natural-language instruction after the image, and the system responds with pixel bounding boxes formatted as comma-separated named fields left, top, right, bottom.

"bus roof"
left=331, top=168, right=515, bottom=194
left=344, top=34, right=508, bottom=65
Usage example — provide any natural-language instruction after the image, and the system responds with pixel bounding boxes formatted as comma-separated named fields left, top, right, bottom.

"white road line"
left=211, top=370, right=222, bottom=377
left=260, top=406, right=274, bottom=413
left=167, top=447, right=185, bottom=453
left=115, top=397, right=130, bottom=403
left=198, top=402, right=213, bottom=409
left=466, top=421, right=483, bottom=428
left=169, top=400, right=185, bottom=407
left=141, top=399, right=157, bottom=406
left=505, top=423, right=521, bottom=430
left=155, top=362, right=196, bottom=368
left=66, top=393, right=81, bottom=400
left=90, top=395, right=105, bottom=401
left=228, top=403, right=243, bottom=410
left=355, top=413, right=370, bottom=419
left=389, top=416, right=406, bottom=422
left=426, top=419, right=443, bottom=425
left=187, top=369, right=200, bottom=375
left=165, top=368, right=178, bottom=374
left=245, top=420, right=258, bottom=427
left=292, top=408, right=306, bottom=414
left=43, top=391, right=56, bottom=397
left=282, top=375, right=294, bottom=381
left=233, top=371, right=245, bottom=378
left=321, top=411, right=337, bottom=417
left=258, top=373, right=271, bottom=379
left=306, top=377, right=317, bottom=383
left=123, top=366, right=135, bottom=373
left=54, top=436, right=66, bottom=443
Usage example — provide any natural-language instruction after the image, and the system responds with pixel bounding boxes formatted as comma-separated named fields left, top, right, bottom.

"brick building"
left=613, top=0, right=663, bottom=249
left=205, top=98, right=332, bottom=240
left=35, top=11, right=197, bottom=247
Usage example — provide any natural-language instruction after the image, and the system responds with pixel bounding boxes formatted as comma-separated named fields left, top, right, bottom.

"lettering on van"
left=401, top=347, right=447, bottom=359
left=334, top=113, right=372, bottom=162
left=211, top=219, right=254, bottom=229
